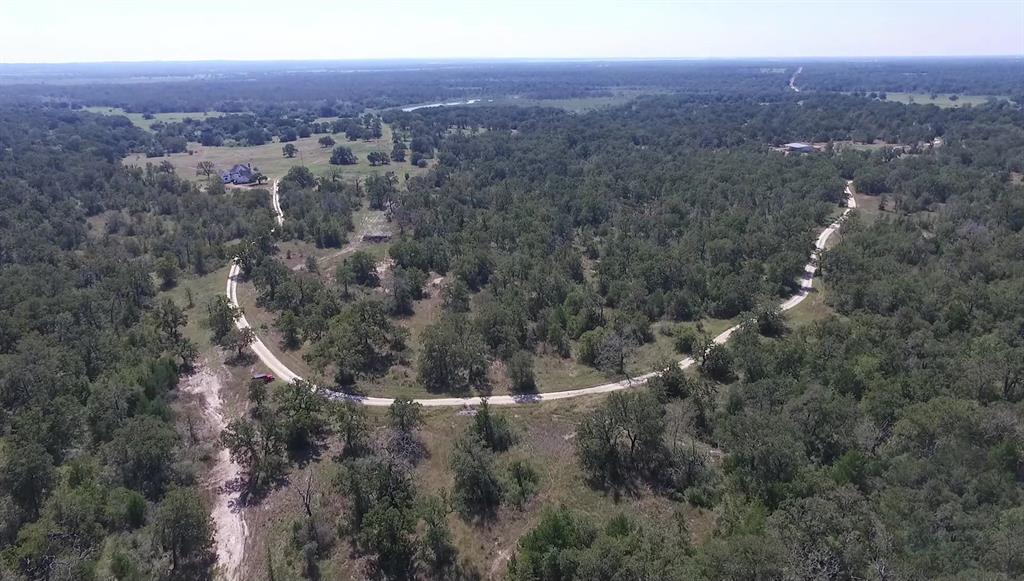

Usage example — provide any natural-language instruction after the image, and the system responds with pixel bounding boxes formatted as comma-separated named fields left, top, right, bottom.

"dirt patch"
left=180, top=365, right=248, bottom=581
left=317, top=208, right=390, bottom=264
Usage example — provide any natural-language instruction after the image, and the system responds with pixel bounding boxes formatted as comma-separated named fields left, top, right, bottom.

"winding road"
left=789, top=66, right=803, bottom=92
left=228, top=180, right=856, bottom=407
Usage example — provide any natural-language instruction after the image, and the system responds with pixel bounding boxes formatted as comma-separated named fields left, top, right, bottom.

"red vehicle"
left=252, top=372, right=275, bottom=383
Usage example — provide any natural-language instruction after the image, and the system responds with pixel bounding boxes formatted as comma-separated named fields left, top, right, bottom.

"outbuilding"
left=783, top=142, right=816, bottom=154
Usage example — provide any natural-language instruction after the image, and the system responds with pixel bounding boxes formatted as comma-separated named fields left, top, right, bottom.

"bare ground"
left=180, top=364, right=249, bottom=581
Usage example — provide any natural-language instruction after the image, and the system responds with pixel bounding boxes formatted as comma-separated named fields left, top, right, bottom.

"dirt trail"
left=313, top=210, right=389, bottom=266
left=231, top=175, right=856, bottom=407
left=181, top=366, right=248, bottom=581
left=789, top=65, right=803, bottom=92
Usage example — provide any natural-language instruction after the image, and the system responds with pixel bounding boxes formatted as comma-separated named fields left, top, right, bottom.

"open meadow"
left=84, top=106, right=227, bottom=131
left=123, top=122, right=432, bottom=181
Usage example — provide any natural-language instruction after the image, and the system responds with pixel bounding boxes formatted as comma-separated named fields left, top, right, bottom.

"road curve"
left=228, top=180, right=856, bottom=407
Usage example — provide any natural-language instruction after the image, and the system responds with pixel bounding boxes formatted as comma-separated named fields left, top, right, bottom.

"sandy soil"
left=181, top=365, right=249, bottom=581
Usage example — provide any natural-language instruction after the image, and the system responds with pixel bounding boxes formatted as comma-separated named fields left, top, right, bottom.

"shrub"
left=507, top=351, right=536, bottom=392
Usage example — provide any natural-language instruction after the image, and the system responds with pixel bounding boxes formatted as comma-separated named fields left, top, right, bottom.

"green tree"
left=221, top=417, right=285, bottom=493
left=336, top=457, right=418, bottom=577
left=150, top=297, right=187, bottom=350
left=334, top=262, right=356, bottom=297
left=206, top=295, right=240, bottom=344
left=450, top=433, right=503, bottom=517
left=507, top=508, right=596, bottom=581
left=307, top=299, right=407, bottom=386
left=224, top=326, right=256, bottom=358
left=367, top=151, right=390, bottom=166
left=195, top=160, right=215, bottom=178
left=716, top=410, right=804, bottom=507
left=248, top=378, right=268, bottom=411
left=419, top=495, right=457, bottom=573
left=472, top=399, right=516, bottom=452
left=154, top=487, right=214, bottom=575
left=304, top=255, right=319, bottom=275
left=391, top=141, right=407, bottom=162
left=507, top=350, right=536, bottom=392
left=329, top=146, right=358, bottom=165
left=207, top=179, right=227, bottom=196
left=104, top=415, right=178, bottom=498
left=282, top=143, right=298, bottom=158
left=273, top=379, right=325, bottom=452
left=346, top=251, right=379, bottom=287
left=318, top=135, right=336, bottom=148
left=418, top=314, right=489, bottom=393
left=389, top=397, right=424, bottom=434
left=0, top=436, right=53, bottom=518
left=155, top=254, right=179, bottom=288
left=275, top=311, right=301, bottom=350
left=506, top=460, right=539, bottom=508
left=575, top=391, right=666, bottom=487
left=700, top=343, right=734, bottom=382
left=282, top=165, right=316, bottom=189
left=332, top=400, right=369, bottom=457
left=752, top=304, right=787, bottom=337
left=386, top=266, right=426, bottom=316
left=441, top=278, right=470, bottom=313
left=673, top=326, right=700, bottom=355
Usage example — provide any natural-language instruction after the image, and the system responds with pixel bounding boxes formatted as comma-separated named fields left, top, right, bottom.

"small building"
left=783, top=142, right=816, bottom=154
left=221, top=163, right=255, bottom=185
left=361, top=229, right=392, bottom=243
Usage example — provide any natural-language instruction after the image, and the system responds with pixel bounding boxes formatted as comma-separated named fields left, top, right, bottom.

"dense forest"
left=799, top=58, right=1024, bottom=99
left=208, top=87, right=1024, bottom=579
left=0, top=107, right=272, bottom=579
left=0, top=60, right=793, bottom=112
left=0, top=59, right=1021, bottom=581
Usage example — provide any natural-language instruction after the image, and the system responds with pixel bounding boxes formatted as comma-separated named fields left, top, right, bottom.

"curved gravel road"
left=228, top=180, right=856, bottom=406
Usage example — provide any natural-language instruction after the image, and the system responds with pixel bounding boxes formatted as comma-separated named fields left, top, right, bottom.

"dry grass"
left=879, top=92, right=997, bottom=108
left=123, top=122, right=432, bottom=182
left=84, top=106, right=226, bottom=132
left=785, top=277, right=832, bottom=330
left=160, top=264, right=233, bottom=350
left=851, top=192, right=893, bottom=227
left=243, top=396, right=716, bottom=580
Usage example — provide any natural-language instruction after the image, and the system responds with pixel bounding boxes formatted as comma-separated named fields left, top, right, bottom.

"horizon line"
left=1, top=54, right=1022, bottom=67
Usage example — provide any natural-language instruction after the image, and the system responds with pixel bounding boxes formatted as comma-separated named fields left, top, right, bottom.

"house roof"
left=784, top=142, right=813, bottom=148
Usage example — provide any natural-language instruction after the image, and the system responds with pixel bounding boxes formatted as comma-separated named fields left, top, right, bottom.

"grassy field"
left=158, top=263, right=261, bottom=439
left=245, top=395, right=717, bottom=580
left=879, top=92, right=997, bottom=108
left=852, top=191, right=890, bottom=226
left=123, top=122, right=432, bottom=182
left=785, top=274, right=832, bottom=330
left=84, top=106, right=226, bottom=131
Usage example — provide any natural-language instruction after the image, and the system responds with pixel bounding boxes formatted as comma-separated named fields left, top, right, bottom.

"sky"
left=1, top=0, right=1022, bottom=63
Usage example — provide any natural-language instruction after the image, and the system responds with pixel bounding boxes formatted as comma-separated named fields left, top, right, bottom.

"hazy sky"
left=2, top=0, right=1022, bottom=63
